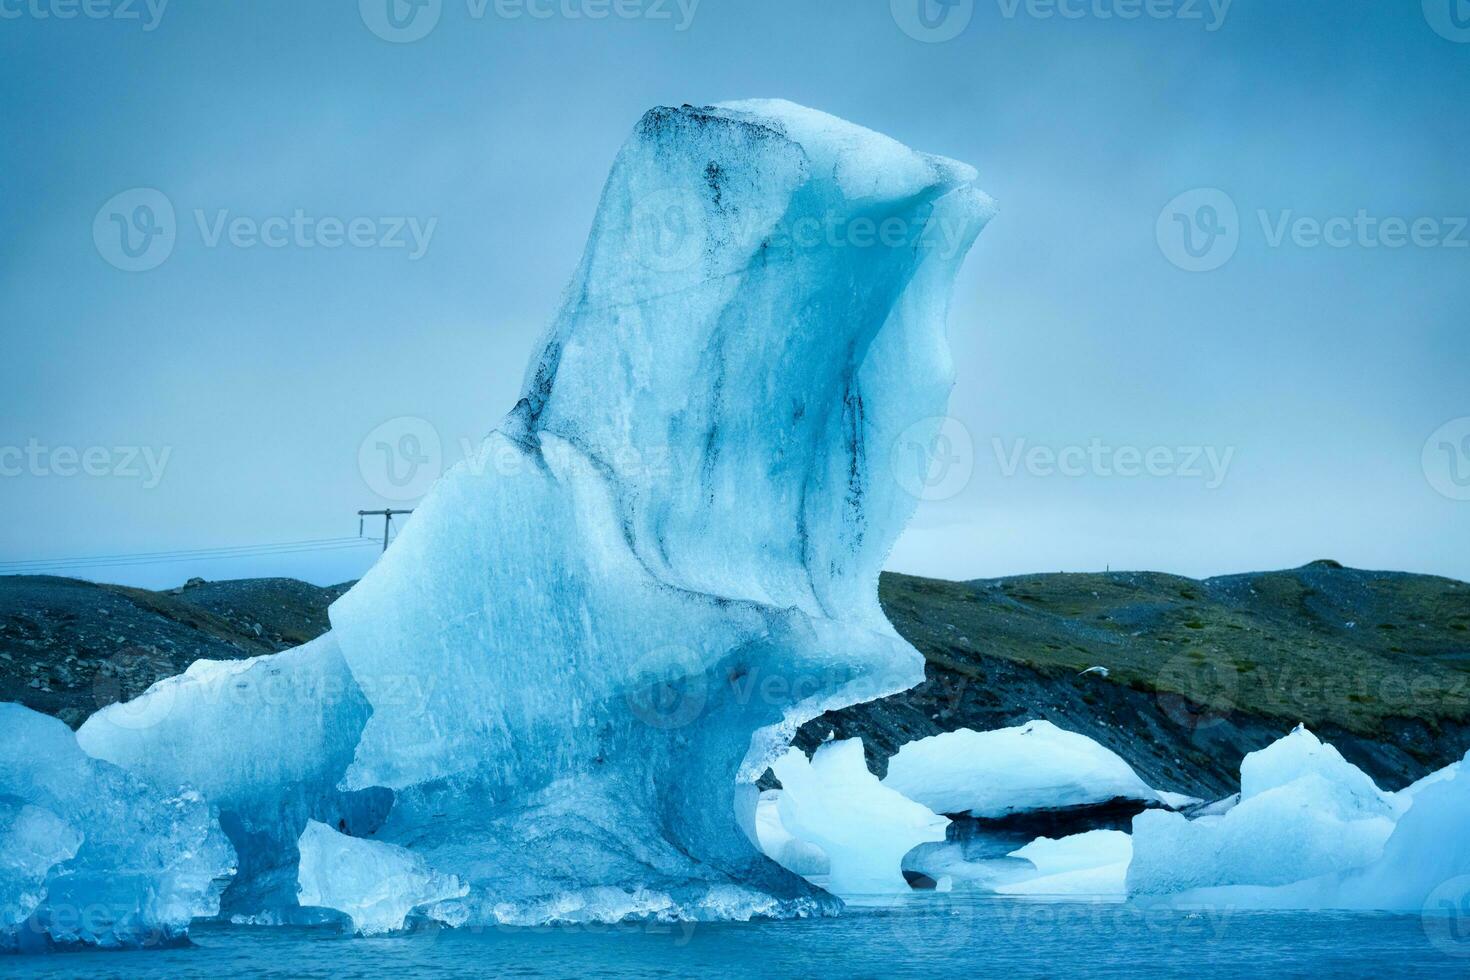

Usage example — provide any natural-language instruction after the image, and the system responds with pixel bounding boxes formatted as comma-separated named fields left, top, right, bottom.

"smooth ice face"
left=321, top=101, right=992, bottom=920
left=76, top=636, right=382, bottom=919
left=882, top=721, right=1163, bottom=818
left=766, top=739, right=949, bottom=898
left=1127, top=726, right=1397, bottom=898
left=296, top=821, right=468, bottom=935
left=0, top=704, right=235, bottom=950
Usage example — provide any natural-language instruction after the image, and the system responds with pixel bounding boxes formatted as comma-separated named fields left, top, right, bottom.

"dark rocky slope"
left=3, top=562, right=1467, bottom=798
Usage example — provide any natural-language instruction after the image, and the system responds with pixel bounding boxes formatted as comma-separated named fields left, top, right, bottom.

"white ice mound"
left=996, top=830, right=1133, bottom=899
left=76, top=636, right=384, bottom=920
left=296, top=821, right=468, bottom=935
left=1127, top=726, right=1397, bottom=899
left=882, top=721, right=1162, bottom=818
left=1133, top=748, right=1470, bottom=912
left=0, top=704, right=235, bottom=950
left=762, top=739, right=948, bottom=898
left=310, top=100, right=991, bottom=921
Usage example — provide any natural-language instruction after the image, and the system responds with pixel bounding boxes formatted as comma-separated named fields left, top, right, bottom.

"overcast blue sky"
left=1, top=0, right=1467, bottom=588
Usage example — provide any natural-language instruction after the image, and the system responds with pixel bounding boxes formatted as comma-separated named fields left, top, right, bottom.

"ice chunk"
left=1147, top=751, right=1470, bottom=911
left=995, top=831, right=1132, bottom=899
left=1240, top=724, right=1395, bottom=811
left=0, top=804, right=82, bottom=938
left=296, top=821, right=467, bottom=935
left=77, top=636, right=380, bottom=920
left=315, top=101, right=991, bottom=921
left=882, top=721, right=1162, bottom=818
left=766, top=739, right=948, bottom=898
left=0, top=704, right=234, bottom=950
left=1128, top=727, right=1396, bottom=898
left=754, top=790, right=830, bottom=878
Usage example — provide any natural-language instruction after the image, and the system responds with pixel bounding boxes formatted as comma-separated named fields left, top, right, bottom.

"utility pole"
left=358, top=509, right=413, bottom=553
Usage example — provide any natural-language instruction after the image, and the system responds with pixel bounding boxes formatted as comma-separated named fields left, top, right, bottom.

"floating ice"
left=76, top=636, right=384, bottom=920
left=0, top=704, right=234, bottom=950
left=882, top=721, right=1164, bottom=818
left=296, top=821, right=468, bottom=935
left=763, top=739, right=948, bottom=898
left=1139, top=749, right=1470, bottom=911
left=59, top=99, right=992, bottom=928
left=754, top=791, right=831, bottom=879
left=1128, top=726, right=1397, bottom=898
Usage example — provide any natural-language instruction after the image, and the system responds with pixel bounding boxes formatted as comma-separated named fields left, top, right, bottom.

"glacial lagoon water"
left=7, top=895, right=1463, bottom=979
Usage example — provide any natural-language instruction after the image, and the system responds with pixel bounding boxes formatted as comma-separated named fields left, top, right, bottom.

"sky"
left=1, top=0, right=1467, bottom=589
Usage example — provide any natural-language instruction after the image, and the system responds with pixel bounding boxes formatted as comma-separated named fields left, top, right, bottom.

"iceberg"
left=76, top=636, right=385, bottom=921
left=59, top=99, right=994, bottom=927
left=0, top=704, right=235, bottom=950
left=762, top=739, right=949, bottom=898
left=882, top=720, right=1166, bottom=818
left=296, top=821, right=468, bottom=935
left=1127, top=726, right=1398, bottom=899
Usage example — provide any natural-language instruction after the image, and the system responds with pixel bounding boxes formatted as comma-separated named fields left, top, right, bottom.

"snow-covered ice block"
left=995, top=830, right=1132, bottom=899
left=882, top=721, right=1163, bottom=818
left=1128, top=726, right=1396, bottom=898
left=296, top=821, right=467, bottom=935
left=0, top=703, right=234, bottom=950
left=77, top=636, right=381, bottom=920
left=767, top=739, right=948, bottom=898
